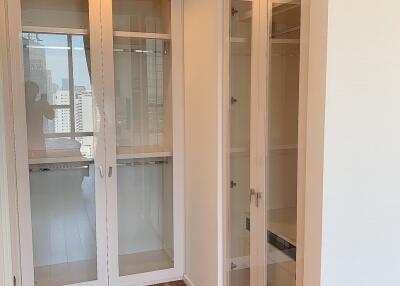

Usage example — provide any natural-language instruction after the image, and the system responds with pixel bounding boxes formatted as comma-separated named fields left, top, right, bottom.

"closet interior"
left=267, top=1, right=300, bottom=286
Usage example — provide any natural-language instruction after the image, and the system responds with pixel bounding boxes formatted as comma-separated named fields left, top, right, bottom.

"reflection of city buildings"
left=54, top=90, right=70, bottom=133
left=23, top=35, right=55, bottom=134
left=75, top=88, right=93, bottom=133
left=23, top=33, right=94, bottom=158
left=75, top=88, right=94, bottom=158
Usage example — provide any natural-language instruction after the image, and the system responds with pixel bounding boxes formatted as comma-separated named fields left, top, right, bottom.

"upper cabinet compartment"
left=271, top=0, right=300, bottom=40
left=21, top=0, right=89, bottom=30
left=113, top=0, right=171, bottom=35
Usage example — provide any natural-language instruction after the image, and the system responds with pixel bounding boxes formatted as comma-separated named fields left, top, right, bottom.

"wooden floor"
left=153, top=281, right=186, bottom=286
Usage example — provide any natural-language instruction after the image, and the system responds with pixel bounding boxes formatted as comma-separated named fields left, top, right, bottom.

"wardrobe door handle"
left=99, top=166, right=104, bottom=178
left=108, top=166, right=113, bottom=178
left=250, top=188, right=256, bottom=203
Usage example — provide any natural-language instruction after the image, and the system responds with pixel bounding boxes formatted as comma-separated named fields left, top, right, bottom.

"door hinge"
left=231, top=7, right=239, bottom=16
left=231, top=96, right=238, bottom=105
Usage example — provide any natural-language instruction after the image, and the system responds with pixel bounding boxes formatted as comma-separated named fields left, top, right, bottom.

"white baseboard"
left=183, top=275, right=195, bottom=286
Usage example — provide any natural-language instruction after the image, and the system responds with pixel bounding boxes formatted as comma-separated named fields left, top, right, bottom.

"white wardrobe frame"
left=2, top=0, right=185, bottom=285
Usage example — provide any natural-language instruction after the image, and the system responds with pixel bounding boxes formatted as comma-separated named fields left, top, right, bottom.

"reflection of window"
left=23, top=32, right=94, bottom=157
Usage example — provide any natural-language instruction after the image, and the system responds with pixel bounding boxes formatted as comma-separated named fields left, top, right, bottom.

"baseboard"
left=183, top=275, right=195, bottom=286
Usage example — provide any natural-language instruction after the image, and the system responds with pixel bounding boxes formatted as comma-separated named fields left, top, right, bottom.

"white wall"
left=183, top=0, right=223, bottom=285
left=305, top=0, right=400, bottom=285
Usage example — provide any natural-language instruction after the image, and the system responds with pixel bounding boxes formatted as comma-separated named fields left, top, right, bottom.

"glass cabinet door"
left=266, top=1, right=301, bottom=286
left=18, top=0, right=107, bottom=285
left=228, top=0, right=252, bottom=285
left=104, top=0, right=178, bottom=283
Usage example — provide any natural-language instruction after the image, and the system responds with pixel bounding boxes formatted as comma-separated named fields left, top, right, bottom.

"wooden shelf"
left=22, top=26, right=88, bottom=35
left=113, top=31, right=171, bottom=40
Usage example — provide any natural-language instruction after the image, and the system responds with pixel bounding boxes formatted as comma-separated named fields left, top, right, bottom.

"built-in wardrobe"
left=227, top=0, right=304, bottom=285
left=5, top=0, right=184, bottom=285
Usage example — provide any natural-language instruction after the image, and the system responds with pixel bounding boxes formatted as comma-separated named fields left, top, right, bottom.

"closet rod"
left=113, top=48, right=168, bottom=55
left=271, top=26, right=300, bottom=38
left=29, top=165, right=89, bottom=173
left=117, top=160, right=167, bottom=167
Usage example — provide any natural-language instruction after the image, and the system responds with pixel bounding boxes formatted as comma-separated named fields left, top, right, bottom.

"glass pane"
left=114, top=37, right=172, bottom=155
left=113, top=37, right=174, bottom=275
left=22, top=30, right=97, bottom=285
left=23, top=33, right=94, bottom=162
left=266, top=1, right=301, bottom=286
left=30, top=162, right=97, bottom=286
left=117, top=157, right=174, bottom=276
left=229, top=0, right=252, bottom=285
left=113, top=0, right=171, bottom=34
left=21, top=0, right=89, bottom=29
left=271, top=3, right=300, bottom=40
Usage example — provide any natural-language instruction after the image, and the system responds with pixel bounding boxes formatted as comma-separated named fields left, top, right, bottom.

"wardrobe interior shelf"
left=238, top=9, right=252, bottom=22
left=271, top=38, right=300, bottom=44
left=272, top=0, right=301, bottom=8
left=28, top=156, right=93, bottom=165
left=113, top=31, right=171, bottom=40
left=268, top=207, right=297, bottom=247
left=22, top=26, right=88, bottom=35
left=245, top=208, right=296, bottom=247
left=117, top=146, right=173, bottom=160
left=271, top=26, right=300, bottom=38
left=272, top=2, right=300, bottom=16
left=21, top=26, right=172, bottom=40
left=267, top=244, right=296, bottom=278
left=269, top=144, right=298, bottom=151
left=230, top=147, right=250, bottom=155
left=231, top=37, right=249, bottom=44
